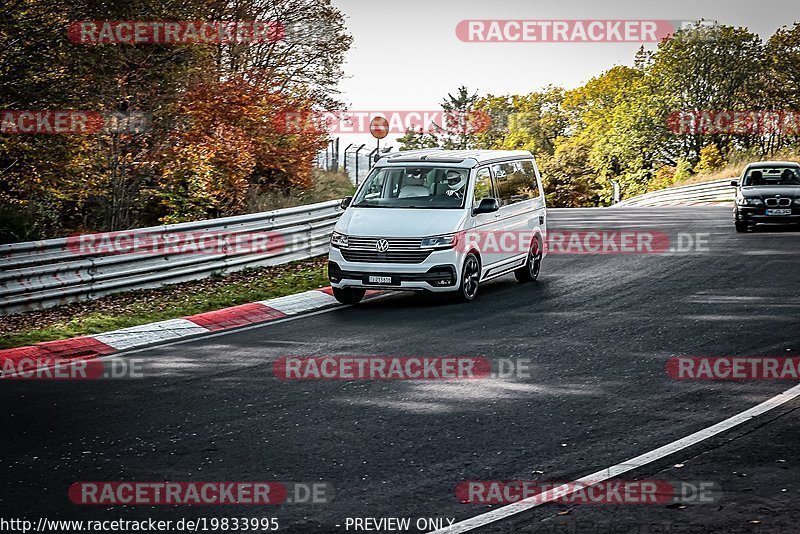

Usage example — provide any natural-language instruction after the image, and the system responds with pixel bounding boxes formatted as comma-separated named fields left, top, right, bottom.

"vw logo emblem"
left=375, top=239, right=390, bottom=253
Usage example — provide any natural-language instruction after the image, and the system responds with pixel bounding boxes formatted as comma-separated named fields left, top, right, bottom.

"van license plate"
left=367, top=276, right=394, bottom=284
left=766, top=209, right=791, bottom=216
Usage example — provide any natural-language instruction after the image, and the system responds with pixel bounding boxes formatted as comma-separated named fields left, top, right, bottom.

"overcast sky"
left=326, top=0, right=797, bottom=152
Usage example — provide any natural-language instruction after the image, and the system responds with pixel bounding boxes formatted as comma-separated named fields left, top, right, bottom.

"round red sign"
left=369, top=116, right=389, bottom=139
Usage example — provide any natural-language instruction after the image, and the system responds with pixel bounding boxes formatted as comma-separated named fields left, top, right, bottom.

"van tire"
left=515, top=237, right=542, bottom=282
left=332, top=287, right=366, bottom=305
left=456, top=253, right=481, bottom=302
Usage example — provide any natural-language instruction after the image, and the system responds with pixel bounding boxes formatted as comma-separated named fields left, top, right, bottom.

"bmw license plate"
left=366, top=275, right=395, bottom=285
left=766, top=209, right=792, bottom=216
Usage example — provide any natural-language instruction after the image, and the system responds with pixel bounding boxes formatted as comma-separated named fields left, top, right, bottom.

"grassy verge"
left=249, top=169, right=355, bottom=212
left=0, top=257, right=329, bottom=350
left=674, top=151, right=800, bottom=187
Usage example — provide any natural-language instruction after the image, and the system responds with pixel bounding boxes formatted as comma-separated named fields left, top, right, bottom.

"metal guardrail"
left=0, top=200, right=342, bottom=315
left=614, top=178, right=735, bottom=207
left=0, top=177, right=736, bottom=315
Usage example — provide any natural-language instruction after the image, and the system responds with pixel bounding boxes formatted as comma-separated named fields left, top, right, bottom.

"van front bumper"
left=328, top=247, right=460, bottom=292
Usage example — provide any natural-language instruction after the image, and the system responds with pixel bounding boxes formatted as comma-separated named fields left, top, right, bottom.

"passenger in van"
left=398, top=175, right=430, bottom=198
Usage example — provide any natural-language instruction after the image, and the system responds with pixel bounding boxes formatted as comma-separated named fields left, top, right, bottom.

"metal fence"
left=315, top=138, right=395, bottom=185
left=315, top=138, right=341, bottom=172
left=614, top=179, right=735, bottom=207
left=0, top=200, right=342, bottom=315
left=343, top=144, right=375, bottom=185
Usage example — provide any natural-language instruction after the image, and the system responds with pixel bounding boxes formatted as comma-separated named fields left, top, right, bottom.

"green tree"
left=440, top=86, right=480, bottom=149
left=540, top=137, right=600, bottom=207
left=397, top=127, right=440, bottom=151
left=650, top=23, right=765, bottom=160
left=764, top=23, right=800, bottom=155
left=695, top=144, right=725, bottom=173
left=481, top=87, right=567, bottom=157
left=472, top=94, right=513, bottom=150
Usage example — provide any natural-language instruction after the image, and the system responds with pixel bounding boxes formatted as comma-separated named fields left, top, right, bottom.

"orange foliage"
left=157, top=75, right=328, bottom=222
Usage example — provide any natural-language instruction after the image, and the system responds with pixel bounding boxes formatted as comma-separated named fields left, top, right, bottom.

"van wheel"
left=456, top=253, right=481, bottom=302
left=332, top=287, right=366, bottom=305
left=515, top=237, right=542, bottom=282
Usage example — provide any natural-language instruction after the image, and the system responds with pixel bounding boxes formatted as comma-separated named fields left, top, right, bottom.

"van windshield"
left=352, top=166, right=469, bottom=209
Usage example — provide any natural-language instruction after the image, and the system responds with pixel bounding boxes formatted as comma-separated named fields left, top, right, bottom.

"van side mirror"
left=730, top=180, right=739, bottom=187
left=340, top=196, right=352, bottom=209
left=473, top=198, right=500, bottom=215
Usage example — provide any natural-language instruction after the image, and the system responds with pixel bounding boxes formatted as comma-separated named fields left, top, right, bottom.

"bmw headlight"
left=794, top=198, right=800, bottom=206
left=330, top=232, right=349, bottom=249
left=737, top=197, right=763, bottom=206
left=420, top=234, right=458, bottom=250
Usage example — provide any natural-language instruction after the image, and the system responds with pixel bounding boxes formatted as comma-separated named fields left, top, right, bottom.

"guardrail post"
left=611, top=180, right=620, bottom=204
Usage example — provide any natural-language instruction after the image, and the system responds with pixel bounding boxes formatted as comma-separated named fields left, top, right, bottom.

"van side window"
left=473, top=167, right=494, bottom=209
left=520, top=160, right=541, bottom=199
left=493, top=160, right=538, bottom=206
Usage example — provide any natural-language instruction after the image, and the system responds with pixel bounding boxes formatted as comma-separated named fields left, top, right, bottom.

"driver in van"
left=443, top=170, right=467, bottom=200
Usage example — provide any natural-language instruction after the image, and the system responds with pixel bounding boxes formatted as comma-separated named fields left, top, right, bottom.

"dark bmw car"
left=732, top=161, right=800, bottom=232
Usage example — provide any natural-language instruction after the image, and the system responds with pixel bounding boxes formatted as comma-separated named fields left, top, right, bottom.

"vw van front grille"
left=342, top=237, right=431, bottom=264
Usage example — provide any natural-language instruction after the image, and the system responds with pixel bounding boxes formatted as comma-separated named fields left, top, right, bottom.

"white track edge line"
left=428, top=383, right=800, bottom=533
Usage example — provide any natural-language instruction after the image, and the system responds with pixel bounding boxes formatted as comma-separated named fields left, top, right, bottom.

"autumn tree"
left=0, top=0, right=351, bottom=240
left=156, top=76, right=326, bottom=222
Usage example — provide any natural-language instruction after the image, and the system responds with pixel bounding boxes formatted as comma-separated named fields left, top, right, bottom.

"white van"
left=327, top=149, right=547, bottom=304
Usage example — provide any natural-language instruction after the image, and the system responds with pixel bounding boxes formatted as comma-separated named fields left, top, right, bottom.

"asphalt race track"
left=2, top=206, right=799, bottom=533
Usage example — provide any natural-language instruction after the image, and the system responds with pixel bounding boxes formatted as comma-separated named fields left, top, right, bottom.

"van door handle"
left=539, top=216, right=545, bottom=225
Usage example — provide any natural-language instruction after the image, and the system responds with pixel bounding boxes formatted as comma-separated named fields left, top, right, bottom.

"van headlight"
left=330, top=232, right=349, bottom=249
left=420, top=234, right=458, bottom=250
left=737, top=197, right=763, bottom=206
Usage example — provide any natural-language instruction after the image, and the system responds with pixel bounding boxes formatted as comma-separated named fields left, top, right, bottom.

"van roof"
left=376, top=149, right=534, bottom=167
